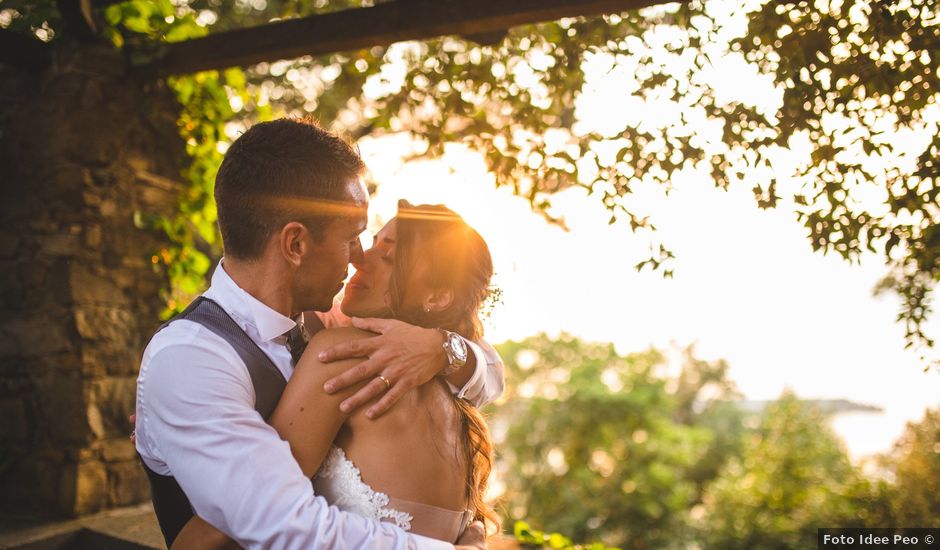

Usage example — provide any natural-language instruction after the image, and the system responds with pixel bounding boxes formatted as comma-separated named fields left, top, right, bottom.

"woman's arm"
left=269, top=327, right=373, bottom=476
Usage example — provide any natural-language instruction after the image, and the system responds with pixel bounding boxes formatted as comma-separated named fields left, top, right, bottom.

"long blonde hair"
left=388, top=200, right=500, bottom=533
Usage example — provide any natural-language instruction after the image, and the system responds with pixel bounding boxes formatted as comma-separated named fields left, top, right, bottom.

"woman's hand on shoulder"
left=289, top=327, right=376, bottom=408
left=317, top=318, right=448, bottom=419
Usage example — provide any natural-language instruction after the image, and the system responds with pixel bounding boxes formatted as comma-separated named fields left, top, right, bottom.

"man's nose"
left=350, top=240, right=365, bottom=267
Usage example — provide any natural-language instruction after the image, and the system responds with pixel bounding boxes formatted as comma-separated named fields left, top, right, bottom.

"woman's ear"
left=424, top=288, right=454, bottom=313
left=279, top=222, right=307, bottom=266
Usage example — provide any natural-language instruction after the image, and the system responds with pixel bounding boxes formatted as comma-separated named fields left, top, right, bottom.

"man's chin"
left=300, top=297, right=334, bottom=313
left=312, top=302, right=334, bottom=313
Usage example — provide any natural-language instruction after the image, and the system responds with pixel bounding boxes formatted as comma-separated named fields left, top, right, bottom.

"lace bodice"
left=313, top=446, right=413, bottom=530
left=313, top=446, right=474, bottom=541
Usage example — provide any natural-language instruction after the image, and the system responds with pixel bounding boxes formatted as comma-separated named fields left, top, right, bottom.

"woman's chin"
left=339, top=300, right=357, bottom=318
left=339, top=301, right=371, bottom=319
left=340, top=300, right=392, bottom=320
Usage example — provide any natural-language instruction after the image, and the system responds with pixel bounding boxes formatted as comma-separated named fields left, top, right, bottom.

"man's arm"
left=139, top=336, right=451, bottom=550
left=318, top=317, right=505, bottom=417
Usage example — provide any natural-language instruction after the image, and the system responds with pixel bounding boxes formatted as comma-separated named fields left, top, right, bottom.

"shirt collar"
left=203, top=260, right=297, bottom=343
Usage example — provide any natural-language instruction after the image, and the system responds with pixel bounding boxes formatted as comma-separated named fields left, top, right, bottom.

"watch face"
left=448, top=333, right=468, bottom=361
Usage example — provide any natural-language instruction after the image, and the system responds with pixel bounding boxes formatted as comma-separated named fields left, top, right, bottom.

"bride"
left=173, top=201, right=499, bottom=547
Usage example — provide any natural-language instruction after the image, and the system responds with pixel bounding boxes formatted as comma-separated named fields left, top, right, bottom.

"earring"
left=424, top=306, right=431, bottom=313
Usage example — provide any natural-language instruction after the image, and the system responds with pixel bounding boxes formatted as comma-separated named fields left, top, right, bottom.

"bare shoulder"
left=288, top=328, right=375, bottom=402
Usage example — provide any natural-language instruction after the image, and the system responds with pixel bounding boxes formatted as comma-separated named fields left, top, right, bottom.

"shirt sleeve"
left=138, top=335, right=449, bottom=550
left=449, top=338, right=505, bottom=407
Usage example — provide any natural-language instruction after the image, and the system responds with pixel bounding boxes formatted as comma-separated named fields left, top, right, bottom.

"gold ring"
left=376, top=375, right=391, bottom=390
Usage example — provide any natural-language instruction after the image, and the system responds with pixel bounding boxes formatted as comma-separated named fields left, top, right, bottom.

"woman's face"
left=341, top=218, right=402, bottom=318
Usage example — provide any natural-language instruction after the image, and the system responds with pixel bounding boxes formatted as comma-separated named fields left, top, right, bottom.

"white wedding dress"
left=313, top=446, right=474, bottom=542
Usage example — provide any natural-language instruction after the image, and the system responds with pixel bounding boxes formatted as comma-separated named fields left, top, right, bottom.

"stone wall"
left=0, top=43, right=184, bottom=517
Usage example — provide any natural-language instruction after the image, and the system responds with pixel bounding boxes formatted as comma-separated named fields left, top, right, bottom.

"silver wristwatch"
left=438, top=329, right=468, bottom=377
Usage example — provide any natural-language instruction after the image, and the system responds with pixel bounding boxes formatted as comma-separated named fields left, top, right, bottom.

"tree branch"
left=58, top=0, right=100, bottom=42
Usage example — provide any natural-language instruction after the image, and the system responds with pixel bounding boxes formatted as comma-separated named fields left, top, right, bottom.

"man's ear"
left=278, top=222, right=308, bottom=266
left=425, top=288, right=455, bottom=313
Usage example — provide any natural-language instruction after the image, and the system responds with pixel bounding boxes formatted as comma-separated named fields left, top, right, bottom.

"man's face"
left=294, top=179, right=368, bottom=312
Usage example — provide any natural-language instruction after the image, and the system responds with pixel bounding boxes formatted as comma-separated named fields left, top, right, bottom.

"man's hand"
left=455, top=521, right=487, bottom=550
left=319, top=317, right=446, bottom=418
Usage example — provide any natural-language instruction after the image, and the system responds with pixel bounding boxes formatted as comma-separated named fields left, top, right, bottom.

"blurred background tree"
left=3, top=0, right=936, bottom=361
left=489, top=335, right=939, bottom=548
left=695, top=392, right=889, bottom=548
left=491, top=334, right=748, bottom=548
left=879, top=408, right=940, bottom=527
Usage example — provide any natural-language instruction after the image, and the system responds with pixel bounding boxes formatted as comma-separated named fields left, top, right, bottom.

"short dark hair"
left=214, top=118, right=365, bottom=260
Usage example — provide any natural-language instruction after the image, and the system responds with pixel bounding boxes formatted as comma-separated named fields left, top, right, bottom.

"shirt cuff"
left=447, top=339, right=486, bottom=400
left=412, top=533, right=455, bottom=550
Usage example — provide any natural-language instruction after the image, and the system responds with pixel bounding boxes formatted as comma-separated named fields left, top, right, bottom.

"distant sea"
left=828, top=409, right=912, bottom=461
left=736, top=399, right=923, bottom=462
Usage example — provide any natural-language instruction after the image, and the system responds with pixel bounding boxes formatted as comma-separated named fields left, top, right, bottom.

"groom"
left=135, top=118, right=503, bottom=549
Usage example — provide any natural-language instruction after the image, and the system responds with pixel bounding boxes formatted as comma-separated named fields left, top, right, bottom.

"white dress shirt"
left=135, top=262, right=502, bottom=549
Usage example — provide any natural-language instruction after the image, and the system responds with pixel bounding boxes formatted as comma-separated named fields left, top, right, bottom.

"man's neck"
left=222, top=258, right=293, bottom=318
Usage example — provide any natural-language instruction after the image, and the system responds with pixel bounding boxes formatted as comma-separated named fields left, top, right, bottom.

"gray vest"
left=139, top=296, right=323, bottom=547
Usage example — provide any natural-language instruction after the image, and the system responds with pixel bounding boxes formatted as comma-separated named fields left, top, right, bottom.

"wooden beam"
left=145, top=0, right=668, bottom=76
left=0, top=29, right=52, bottom=73
left=58, top=0, right=100, bottom=42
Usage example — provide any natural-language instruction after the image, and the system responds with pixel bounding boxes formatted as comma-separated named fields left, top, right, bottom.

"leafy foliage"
left=491, top=335, right=746, bottom=548
left=489, top=335, right=940, bottom=547
left=720, top=0, right=940, bottom=364
left=101, top=2, right=261, bottom=315
left=154, top=70, right=237, bottom=315
left=209, top=0, right=940, bottom=361
left=0, top=0, right=59, bottom=41
left=513, top=520, right=620, bottom=550
left=697, top=392, right=885, bottom=548
left=352, top=0, right=939, bottom=362
left=879, top=407, right=940, bottom=526
left=669, top=349, right=748, bottom=499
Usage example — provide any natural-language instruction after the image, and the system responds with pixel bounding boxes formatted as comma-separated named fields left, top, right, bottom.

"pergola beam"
left=145, top=0, right=669, bottom=76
